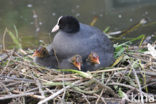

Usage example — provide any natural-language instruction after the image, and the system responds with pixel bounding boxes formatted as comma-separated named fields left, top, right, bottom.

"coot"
left=33, top=46, right=58, bottom=68
left=86, top=52, right=100, bottom=65
left=59, top=55, right=82, bottom=70
left=51, top=16, right=114, bottom=70
left=83, top=52, right=101, bottom=71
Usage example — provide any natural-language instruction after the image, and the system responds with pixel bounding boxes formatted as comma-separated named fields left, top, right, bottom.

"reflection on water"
left=0, top=0, right=156, bottom=49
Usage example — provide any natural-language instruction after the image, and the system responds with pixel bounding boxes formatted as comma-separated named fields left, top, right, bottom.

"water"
left=0, top=0, right=156, bottom=49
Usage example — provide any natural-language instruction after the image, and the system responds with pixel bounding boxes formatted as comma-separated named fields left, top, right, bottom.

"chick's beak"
left=77, top=64, right=81, bottom=70
left=74, top=62, right=81, bottom=70
left=93, top=58, right=100, bottom=64
left=32, top=51, right=37, bottom=57
left=51, top=24, right=59, bottom=32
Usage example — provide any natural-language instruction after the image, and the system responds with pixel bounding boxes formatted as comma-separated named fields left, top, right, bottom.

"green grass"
left=7, top=25, right=22, bottom=49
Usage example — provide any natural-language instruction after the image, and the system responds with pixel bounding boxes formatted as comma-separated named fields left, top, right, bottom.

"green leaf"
left=7, top=29, right=22, bottom=49
left=57, top=69, right=93, bottom=79
left=118, top=88, right=125, bottom=97
left=103, top=26, right=110, bottom=33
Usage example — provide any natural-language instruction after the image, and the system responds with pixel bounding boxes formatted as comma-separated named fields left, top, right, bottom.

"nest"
left=0, top=42, right=156, bottom=104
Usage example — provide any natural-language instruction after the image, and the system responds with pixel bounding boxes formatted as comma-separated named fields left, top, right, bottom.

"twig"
left=0, top=75, right=34, bottom=83
left=18, top=48, right=33, bottom=59
left=82, top=93, right=91, bottom=104
left=45, top=88, right=62, bottom=101
left=13, top=90, right=44, bottom=99
left=0, top=82, right=12, bottom=95
left=95, top=89, right=106, bottom=104
left=132, top=68, right=144, bottom=104
left=37, top=80, right=81, bottom=104
left=0, top=92, right=35, bottom=100
left=90, top=67, right=127, bottom=74
left=36, top=80, right=45, bottom=98
left=52, top=48, right=60, bottom=68
left=92, top=78, right=117, bottom=97
left=94, top=93, right=106, bottom=104
left=127, top=59, right=146, bottom=104
left=61, top=73, right=66, bottom=103
left=116, top=70, right=156, bottom=77
left=108, top=82, right=136, bottom=90
left=142, top=82, right=156, bottom=89
left=1, top=49, right=15, bottom=74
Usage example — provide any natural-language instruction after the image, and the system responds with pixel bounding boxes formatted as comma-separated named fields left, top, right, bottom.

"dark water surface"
left=0, top=0, right=156, bottom=49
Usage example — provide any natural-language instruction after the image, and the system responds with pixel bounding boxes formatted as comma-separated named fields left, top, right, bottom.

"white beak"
left=51, top=16, right=63, bottom=33
left=51, top=24, right=59, bottom=32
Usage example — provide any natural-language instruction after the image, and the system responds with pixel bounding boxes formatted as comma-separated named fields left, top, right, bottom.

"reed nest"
left=0, top=42, right=156, bottom=104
